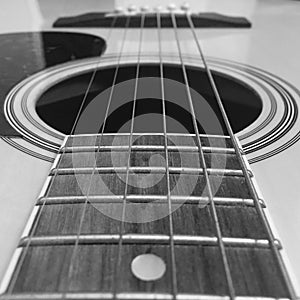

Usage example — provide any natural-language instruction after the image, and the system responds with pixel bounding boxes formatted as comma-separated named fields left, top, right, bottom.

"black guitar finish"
left=0, top=31, right=105, bottom=136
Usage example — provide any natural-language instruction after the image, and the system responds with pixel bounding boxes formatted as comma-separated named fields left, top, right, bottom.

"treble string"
left=6, top=13, right=119, bottom=296
left=113, top=9, right=145, bottom=298
left=169, top=6, right=236, bottom=299
left=157, top=9, right=178, bottom=299
left=183, top=6, right=297, bottom=299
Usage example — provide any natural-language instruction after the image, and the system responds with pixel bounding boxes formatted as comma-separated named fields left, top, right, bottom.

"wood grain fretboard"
left=0, top=133, right=293, bottom=299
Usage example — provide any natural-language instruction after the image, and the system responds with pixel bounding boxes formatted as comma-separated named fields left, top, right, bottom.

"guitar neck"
left=0, top=132, right=294, bottom=298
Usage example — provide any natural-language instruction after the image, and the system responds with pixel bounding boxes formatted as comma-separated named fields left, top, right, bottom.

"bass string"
left=112, top=10, right=145, bottom=298
left=169, top=7, right=237, bottom=299
left=184, top=8, right=297, bottom=299
left=61, top=13, right=133, bottom=296
left=156, top=10, right=178, bottom=298
left=6, top=13, right=119, bottom=295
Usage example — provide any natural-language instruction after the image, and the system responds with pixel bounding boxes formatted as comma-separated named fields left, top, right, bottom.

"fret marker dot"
left=131, top=254, right=166, bottom=281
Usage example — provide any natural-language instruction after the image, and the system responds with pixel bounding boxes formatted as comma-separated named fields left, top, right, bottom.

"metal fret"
left=0, top=292, right=291, bottom=300
left=68, top=133, right=231, bottom=138
left=37, top=195, right=263, bottom=207
left=61, top=145, right=236, bottom=154
left=50, top=167, right=244, bottom=177
left=19, top=234, right=282, bottom=249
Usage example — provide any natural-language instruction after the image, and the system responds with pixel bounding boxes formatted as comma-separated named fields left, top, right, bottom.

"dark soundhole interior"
left=36, top=64, right=262, bottom=135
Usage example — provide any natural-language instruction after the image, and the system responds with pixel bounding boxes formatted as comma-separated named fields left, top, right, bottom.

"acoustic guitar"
left=0, top=0, right=299, bottom=299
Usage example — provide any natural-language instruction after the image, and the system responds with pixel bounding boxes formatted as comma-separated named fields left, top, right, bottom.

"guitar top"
left=0, top=0, right=300, bottom=299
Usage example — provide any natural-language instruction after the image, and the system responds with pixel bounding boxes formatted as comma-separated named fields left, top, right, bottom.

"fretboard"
left=0, top=133, right=294, bottom=299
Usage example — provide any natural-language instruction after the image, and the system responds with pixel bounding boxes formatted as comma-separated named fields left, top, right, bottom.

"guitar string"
left=184, top=9, right=297, bottom=299
left=169, top=10, right=236, bottom=299
left=5, top=14, right=119, bottom=295
left=156, top=10, right=178, bottom=298
left=112, top=11, right=145, bottom=299
left=61, top=15, right=132, bottom=296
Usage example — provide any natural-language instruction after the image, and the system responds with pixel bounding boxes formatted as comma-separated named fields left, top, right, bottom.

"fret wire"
left=170, top=11, right=236, bottom=299
left=157, top=11, right=178, bottom=299
left=61, top=145, right=236, bottom=154
left=19, top=235, right=282, bottom=249
left=68, top=132, right=231, bottom=138
left=113, top=12, right=145, bottom=299
left=51, top=167, right=245, bottom=177
left=4, top=15, right=121, bottom=296
left=0, top=293, right=291, bottom=300
left=184, top=11, right=297, bottom=299
left=37, top=195, right=260, bottom=207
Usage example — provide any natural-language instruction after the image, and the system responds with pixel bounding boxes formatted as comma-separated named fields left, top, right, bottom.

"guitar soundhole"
left=131, top=254, right=166, bottom=281
left=36, top=63, right=262, bottom=135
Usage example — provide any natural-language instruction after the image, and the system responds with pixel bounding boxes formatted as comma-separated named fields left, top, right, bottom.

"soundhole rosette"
left=4, top=55, right=300, bottom=165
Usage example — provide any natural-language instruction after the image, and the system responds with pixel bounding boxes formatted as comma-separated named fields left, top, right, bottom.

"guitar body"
left=0, top=0, right=300, bottom=298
